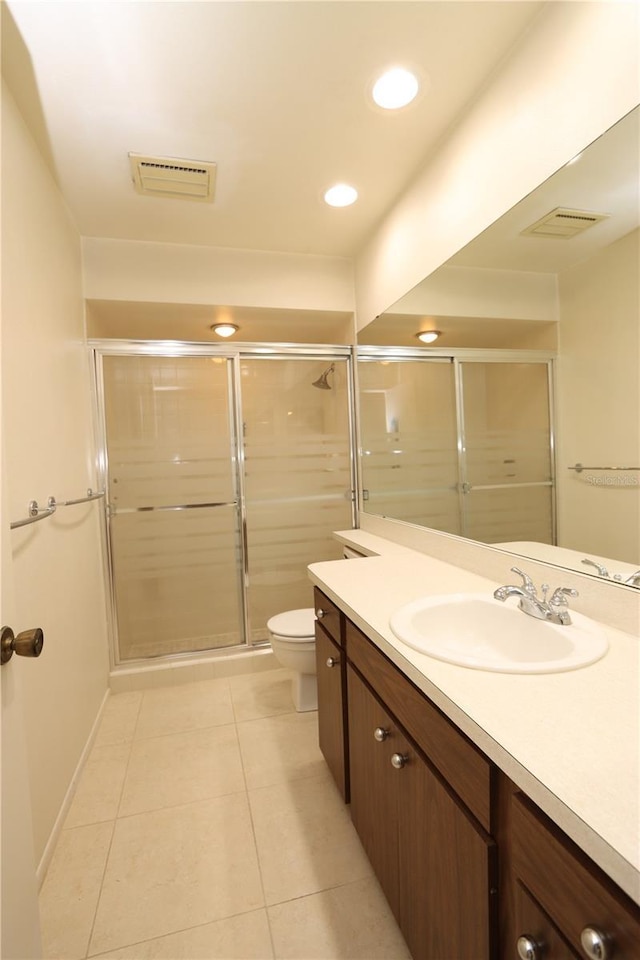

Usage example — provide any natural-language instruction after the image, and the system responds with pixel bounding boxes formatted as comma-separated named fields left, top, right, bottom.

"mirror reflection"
left=357, top=107, right=640, bottom=586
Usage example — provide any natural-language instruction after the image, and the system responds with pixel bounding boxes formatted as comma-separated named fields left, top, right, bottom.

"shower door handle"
left=110, top=500, right=238, bottom=515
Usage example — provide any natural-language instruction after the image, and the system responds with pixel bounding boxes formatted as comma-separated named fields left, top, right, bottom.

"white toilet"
left=266, top=607, right=317, bottom=712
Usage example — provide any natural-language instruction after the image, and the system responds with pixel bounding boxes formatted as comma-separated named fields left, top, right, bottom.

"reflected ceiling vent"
left=521, top=207, right=610, bottom=239
left=128, top=153, right=216, bottom=202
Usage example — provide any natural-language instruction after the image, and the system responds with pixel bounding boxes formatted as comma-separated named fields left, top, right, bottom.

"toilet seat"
left=267, top=607, right=315, bottom=641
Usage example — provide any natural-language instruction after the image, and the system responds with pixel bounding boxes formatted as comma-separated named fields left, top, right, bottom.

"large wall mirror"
left=357, top=106, right=639, bottom=587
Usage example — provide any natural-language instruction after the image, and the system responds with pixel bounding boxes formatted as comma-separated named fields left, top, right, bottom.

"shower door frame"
left=354, top=345, right=557, bottom=544
left=90, top=340, right=357, bottom=670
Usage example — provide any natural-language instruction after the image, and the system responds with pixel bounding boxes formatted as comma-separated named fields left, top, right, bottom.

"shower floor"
left=121, top=628, right=270, bottom=662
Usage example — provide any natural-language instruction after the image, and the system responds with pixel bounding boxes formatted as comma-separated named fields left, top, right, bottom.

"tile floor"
left=39, top=668, right=410, bottom=960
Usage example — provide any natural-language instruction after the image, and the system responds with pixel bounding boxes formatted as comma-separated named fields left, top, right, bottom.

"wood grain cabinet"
left=313, top=600, right=640, bottom=960
left=346, top=622, right=497, bottom=960
left=511, top=792, right=640, bottom=960
left=313, top=587, right=349, bottom=801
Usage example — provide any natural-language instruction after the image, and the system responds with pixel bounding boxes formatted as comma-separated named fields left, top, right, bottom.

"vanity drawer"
left=346, top=619, right=493, bottom=831
left=314, top=587, right=343, bottom=647
left=512, top=792, right=640, bottom=958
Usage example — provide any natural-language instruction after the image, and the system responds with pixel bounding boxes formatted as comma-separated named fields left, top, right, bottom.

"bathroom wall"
left=355, top=1, right=639, bottom=326
left=1, top=83, right=110, bottom=869
left=83, top=237, right=355, bottom=316
left=556, top=228, right=640, bottom=564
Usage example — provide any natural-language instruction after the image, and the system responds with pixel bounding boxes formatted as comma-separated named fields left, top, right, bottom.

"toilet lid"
left=267, top=607, right=316, bottom=640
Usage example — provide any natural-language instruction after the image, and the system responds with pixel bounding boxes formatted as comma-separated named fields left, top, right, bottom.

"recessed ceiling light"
left=210, top=323, right=239, bottom=338
left=373, top=68, right=419, bottom=110
left=416, top=330, right=441, bottom=344
left=324, top=183, right=358, bottom=207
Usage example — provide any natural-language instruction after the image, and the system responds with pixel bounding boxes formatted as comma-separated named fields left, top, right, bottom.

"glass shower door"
left=102, top=355, right=245, bottom=662
left=240, top=357, right=353, bottom=641
left=358, top=359, right=461, bottom=532
left=458, top=361, right=553, bottom=544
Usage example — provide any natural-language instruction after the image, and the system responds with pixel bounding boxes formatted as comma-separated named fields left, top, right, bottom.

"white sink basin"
left=389, top=593, right=609, bottom=673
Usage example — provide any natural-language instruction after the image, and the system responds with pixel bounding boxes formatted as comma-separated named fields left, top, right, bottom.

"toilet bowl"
left=267, top=608, right=317, bottom=712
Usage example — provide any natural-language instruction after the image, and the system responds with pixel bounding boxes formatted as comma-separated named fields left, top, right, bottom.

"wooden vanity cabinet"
left=346, top=622, right=497, bottom=960
left=510, top=791, right=640, bottom=960
left=313, top=587, right=349, bottom=801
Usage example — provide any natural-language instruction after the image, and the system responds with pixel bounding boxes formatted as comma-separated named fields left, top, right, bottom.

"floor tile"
left=134, top=677, right=234, bottom=740
left=229, top=668, right=296, bottom=721
left=39, top=821, right=114, bottom=960
left=268, top=876, right=410, bottom=959
left=89, top=909, right=274, bottom=959
left=248, top=774, right=373, bottom=905
left=119, top=724, right=245, bottom=816
left=237, top=711, right=326, bottom=790
left=65, top=743, right=131, bottom=828
left=88, top=795, right=264, bottom=955
left=94, top=692, right=142, bottom=747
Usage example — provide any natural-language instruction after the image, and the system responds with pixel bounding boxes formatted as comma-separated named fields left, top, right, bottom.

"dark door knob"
left=1, top=626, right=44, bottom=664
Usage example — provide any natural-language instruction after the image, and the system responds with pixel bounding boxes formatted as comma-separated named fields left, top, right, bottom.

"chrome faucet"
left=623, top=569, right=640, bottom=587
left=493, top=567, right=579, bottom=625
left=581, top=558, right=610, bottom=578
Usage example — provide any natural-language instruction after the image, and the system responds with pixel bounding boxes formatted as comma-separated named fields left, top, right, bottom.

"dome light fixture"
left=324, top=183, right=358, bottom=207
left=416, top=330, right=441, bottom=344
left=210, top=323, right=239, bottom=338
left=372, top=67, right=419, bottom=110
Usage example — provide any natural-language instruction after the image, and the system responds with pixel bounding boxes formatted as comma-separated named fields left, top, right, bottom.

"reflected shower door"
left=358, top=359, right=461, bottom=532
left=102, top=355, right=245, bottom=661
left=459, top=361, right=553, bottom=544
left=241, top=358, right=353, bottom=640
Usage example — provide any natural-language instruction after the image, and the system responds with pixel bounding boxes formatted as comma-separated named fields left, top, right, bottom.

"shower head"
left=311, top=364, right=335, bottom=390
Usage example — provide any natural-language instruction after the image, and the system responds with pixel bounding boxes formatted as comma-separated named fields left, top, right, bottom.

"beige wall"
left=1, top=84, right=109, bottom=867
left=355, top=2, right=639, bottom=326
left=83, top=237, right=355, bottom=314
left=556, top=228, right=640, bottom=564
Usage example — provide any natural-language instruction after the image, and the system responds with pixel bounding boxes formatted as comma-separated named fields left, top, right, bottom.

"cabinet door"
left=397, top=732, right=496, bottom=960
left=315, top=625, right=348, bottom=800
left=347, top=665, right=400, bottom=920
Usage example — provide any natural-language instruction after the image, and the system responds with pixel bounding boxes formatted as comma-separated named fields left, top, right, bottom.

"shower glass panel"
left=459, top=361, right=553, bottom=543
left=103, top=355, right=244, bottom=661
left=241, top=358, right=353, bottom=640
left=358, top=359, right=460, bottom=532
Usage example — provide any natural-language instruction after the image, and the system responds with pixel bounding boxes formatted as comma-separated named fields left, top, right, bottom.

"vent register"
left=129, top=153, right=216, bottom=202
left=521, top=207, right=609, bottom=239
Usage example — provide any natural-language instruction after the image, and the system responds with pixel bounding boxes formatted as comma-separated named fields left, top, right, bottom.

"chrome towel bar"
left=10, top=489, right=105, bottom=530
left=568, top=463, right=639, bottom=473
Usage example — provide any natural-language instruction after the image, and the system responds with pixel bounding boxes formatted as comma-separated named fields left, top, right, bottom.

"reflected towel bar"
left=10, top=488, right=105, bottom=529
left=568, top=464, right=640, bottom=473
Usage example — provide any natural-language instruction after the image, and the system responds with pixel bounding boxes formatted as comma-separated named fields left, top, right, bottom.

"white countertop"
left=308, top=531, right=640, bottom=905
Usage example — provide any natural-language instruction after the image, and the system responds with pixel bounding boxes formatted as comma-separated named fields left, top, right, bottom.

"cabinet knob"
left=390, top=752, right=408, bottom=770
left=326, top=656, right=339, bottom=668
left=315, top=608, right=325, bottom=619
left=373, top=727, right=389, bottom=742
left=516, top=935, right=543, bottom=960
left=580, top=927, right=610, bottom=960
left=1, top=626, right=44, bottom=665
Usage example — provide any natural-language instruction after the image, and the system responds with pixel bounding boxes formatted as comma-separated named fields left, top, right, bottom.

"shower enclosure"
left=357, top=351, right=555, bottom=543
left=93, top=344, right=354, bottom=665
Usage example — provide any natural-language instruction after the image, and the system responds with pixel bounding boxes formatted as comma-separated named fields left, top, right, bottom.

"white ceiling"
left=5, top=0, right=544, bottom=259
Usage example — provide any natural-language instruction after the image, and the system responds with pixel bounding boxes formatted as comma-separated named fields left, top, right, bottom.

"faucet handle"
left=510, top=567, right=536, bottom=595
left=549, top=586, right=579, bottom=607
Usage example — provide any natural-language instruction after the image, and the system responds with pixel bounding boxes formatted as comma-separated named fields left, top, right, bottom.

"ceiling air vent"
left=521, top=207, right=610, bottom=239
left=128, top=153, right=216, bottom=202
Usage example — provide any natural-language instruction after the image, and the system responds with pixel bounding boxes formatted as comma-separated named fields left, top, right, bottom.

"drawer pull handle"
left=373, top=727, right=389, bottom=742
left=326, top=657, right=339, bottom=668
left=580, top=927, right=610, bottom=960
left=316, top=608, right=325, bottom=619
left=390, top=753, right=408, bottom=770
left=516, top=935, right=543, bottom=960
